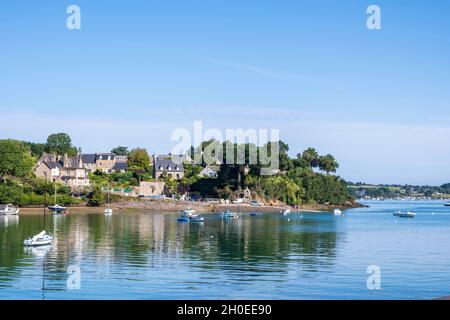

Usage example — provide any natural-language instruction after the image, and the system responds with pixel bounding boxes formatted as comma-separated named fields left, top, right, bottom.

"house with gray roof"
left=153, top=156, right=184, bottom=180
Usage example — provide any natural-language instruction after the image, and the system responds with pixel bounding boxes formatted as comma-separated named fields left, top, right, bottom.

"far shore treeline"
left=1, top=133, right=445, bottom=208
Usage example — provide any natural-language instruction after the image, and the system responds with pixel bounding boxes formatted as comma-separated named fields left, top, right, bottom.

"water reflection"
left=0, top=210, right=342, bottom=297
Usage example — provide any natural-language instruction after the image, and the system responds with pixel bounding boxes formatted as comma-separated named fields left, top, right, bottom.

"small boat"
left=220, top=210, right=239, bottom=219
left=333, top=208, right=342, bottom=215
left=250, top=212, right=260, bottom=216
left=445, top=203, right=450, bottom=207
left=178, top=208, right=198, bottom=222
left=189, top=215, right=205, bottom=223
left=49, top=181, right=66, bottom=213
left=48, top=204, right=66, bottom=213
left=0, top=204, right=20, bottom=215
left=177, top=216, right=190, bottom=222
left=104, top=184, right=113, bottom=215
left=393, top=211, right=416, bottom=218
left=280, top=208, right=291, bottom=216
left=179, top=209, right=197, bottom=217
left=23, top=231, right=53, bottom=246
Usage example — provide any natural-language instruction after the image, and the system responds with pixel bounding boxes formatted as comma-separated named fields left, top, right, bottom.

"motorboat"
left=333, top=208, right=342, bottom=215
left=0, top=204, right=20, bottom=215
left=250, top=212, right=260, bottom=216
left=220, top=210, right=239, bottom=219
left=445, top=203, right=450, bottom=207
left=177, top=216, right=190, bottom=222
left=23, top=231, right=53, bottom=246
left=104, top=208, right=113, bottom=216
left=280, top=208, right=291, bottom=216
left=393, top=211, right=416, bottom=218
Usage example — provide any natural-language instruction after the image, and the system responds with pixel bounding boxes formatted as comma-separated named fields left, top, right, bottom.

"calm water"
left=1, top=200, right=450, bottom=300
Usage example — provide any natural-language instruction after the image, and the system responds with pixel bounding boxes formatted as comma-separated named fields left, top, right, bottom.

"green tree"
left=301, top=147, right=320, bottom=170
left=0, top=139, right=35, bottom=181
left=318, top=154, right=339, bottom=174
left=111, top=146, right=129, bottom=156
left=128, top=148, right=151, bottom=171
left=46, top=133, right=78, bottom=155
left=87, top=185, right=105, bottom=206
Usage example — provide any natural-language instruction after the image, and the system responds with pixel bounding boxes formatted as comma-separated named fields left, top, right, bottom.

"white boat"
left=0, top=204, right=20, bottom=215
left=104, top=184, right=113, bottom=215
left=280, top=208, right=291, bottom=215
left=333, top=208, right=342, bottom=215
left=393, top=211, right=416, bottom=218
left=179, top=209, right=197, bottom=217
left=48, top=204, right=67, bottom=214
left=220, top=210, right=239, bottom=219
left=23, top=231, right=53, bottom=246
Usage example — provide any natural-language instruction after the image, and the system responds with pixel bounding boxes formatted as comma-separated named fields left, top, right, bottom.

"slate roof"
left=154, top=158, right=184, bottom=172
left=81, top=154, right=97, bottom=164
left=113, top=162, right=128, bottom=171
left=44, top=161, right=62, bottom=169
left=96, top=153, right=116, bottom=161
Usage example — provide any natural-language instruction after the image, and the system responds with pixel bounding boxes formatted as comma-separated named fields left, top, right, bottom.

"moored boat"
left=220, top=210, right=239, bottom=219
left=280, top=208, right=291, bottom=216
left=104, top=184, right=113, bottom=215
left=179, top=209, right=197, bottom=217
left=48, top=204, right=67, bottom=213
left=0, top=204, right=20, bottom=215
left=23, top=231, right=53, bottom=246
left=333, top=208, right=342, bottom=215
left=189, top=215, right=205, bottom=223
left=445, top=203, right=450, bottom=207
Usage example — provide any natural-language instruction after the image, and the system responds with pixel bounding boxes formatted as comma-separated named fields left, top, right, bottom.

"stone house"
left=153, top=155, right=185, bottom=180
left=198, top=165, right=220, bottom=178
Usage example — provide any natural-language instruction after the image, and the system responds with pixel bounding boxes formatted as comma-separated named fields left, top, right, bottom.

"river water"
left=1, top=200, right=449, bottom=299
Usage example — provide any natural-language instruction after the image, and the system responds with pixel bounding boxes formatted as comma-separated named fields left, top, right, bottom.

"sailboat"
left=24, top=179, right=53, bottom=247
left=48, top=181, right=66, bottom=214
left=104, top=184, right=113, bottom=216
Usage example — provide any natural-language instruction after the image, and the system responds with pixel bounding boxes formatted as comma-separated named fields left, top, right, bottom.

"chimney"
left=63, top=154, right=68, bottom=167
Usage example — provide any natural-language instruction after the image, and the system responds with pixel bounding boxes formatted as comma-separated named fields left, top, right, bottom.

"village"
left=33, top=151, right=230, bottom=202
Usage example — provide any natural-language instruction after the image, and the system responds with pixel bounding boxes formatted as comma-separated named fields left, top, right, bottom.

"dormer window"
left=168, top=166, right=172, bottom=170
left=176, top=166, right=179, bottom=171
left=159, top=166, right=163, bottom=170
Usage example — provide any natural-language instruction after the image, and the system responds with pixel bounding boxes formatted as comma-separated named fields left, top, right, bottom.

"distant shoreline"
left=18, top=199, right=365, bottom=215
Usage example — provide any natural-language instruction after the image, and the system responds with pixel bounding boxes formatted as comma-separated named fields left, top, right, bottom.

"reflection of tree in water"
left=0, top=215, right=43, bottom=287
left=0, top=211, right=344, bottom=293
left=174, top=215, right=343, bottom=276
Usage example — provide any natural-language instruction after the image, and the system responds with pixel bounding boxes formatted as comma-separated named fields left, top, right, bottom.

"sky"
left=0, top=0, right=450, bottom=185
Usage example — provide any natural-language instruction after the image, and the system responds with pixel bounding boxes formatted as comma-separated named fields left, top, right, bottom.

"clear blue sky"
left=1, top=1, right=449, bottom=185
